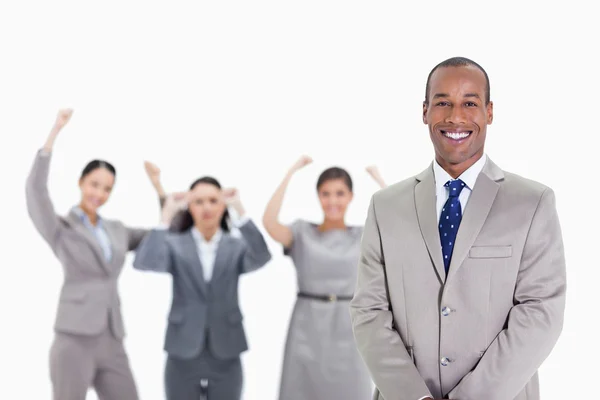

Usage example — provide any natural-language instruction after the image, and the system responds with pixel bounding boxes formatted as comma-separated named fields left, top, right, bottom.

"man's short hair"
left=424, top=57, right=490, bottom=105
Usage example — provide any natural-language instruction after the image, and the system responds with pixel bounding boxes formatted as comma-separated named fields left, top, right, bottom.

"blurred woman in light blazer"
left=25, top=109, right=149, bottom=400
left=134, top=171, right=272, bottom=400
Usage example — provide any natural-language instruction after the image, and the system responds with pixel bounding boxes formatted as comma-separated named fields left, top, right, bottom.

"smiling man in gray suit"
left=350, top=57, right=566, bottom=400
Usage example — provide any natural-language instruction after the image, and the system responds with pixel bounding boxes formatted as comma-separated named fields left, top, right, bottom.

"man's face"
left=423, top=65, right=493, bottom=172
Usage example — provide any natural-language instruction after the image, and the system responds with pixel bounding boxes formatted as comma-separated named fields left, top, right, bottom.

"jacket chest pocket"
left=468, top=246, right=512, bottom=259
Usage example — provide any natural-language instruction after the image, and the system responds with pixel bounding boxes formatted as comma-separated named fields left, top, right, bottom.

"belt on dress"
left=297, top=292, right=354, bottom=302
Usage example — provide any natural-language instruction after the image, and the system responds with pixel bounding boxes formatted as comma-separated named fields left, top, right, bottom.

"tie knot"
left=445, top=179, right=466, bottom=198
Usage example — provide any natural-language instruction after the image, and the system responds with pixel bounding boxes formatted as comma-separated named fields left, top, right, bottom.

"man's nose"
left=445, top=106, right=467, bottom=125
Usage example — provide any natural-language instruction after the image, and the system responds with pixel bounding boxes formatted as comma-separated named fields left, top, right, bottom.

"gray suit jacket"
left=350, top=158, right=566, bottom=400
left=25, top=151, right=148, bottom=339
left=133, top=221, right=272, bottom=360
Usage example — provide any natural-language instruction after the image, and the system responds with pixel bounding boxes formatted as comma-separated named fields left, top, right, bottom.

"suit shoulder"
left=502, top=170, right=555, bottom=201
left=166, top=229, right=190, bottom=239
left=103, top=218, right=126, bottom=229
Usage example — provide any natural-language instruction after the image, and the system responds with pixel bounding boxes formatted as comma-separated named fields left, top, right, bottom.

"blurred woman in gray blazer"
left=133, top=175, right=272, bottom=400
left=25, top=109, right=149, bottom=400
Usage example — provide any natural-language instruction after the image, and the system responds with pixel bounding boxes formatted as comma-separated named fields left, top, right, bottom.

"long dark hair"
left=316, top=167, right=353, bottom=192
left=169, top=176, right=231, bottom=233
left=80, top=160, right=116, bottom=180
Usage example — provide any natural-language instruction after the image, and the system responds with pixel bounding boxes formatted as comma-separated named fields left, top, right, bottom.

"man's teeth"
left=444, top=131, right=470, bottom=140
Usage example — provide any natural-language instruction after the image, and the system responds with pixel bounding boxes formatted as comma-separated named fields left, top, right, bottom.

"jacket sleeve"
left=448, top=188, right=566, bottom=399
left=126, top=227, right=150, bottom=251
left=133, top=229, right=173, bottom=273
left=25, top=150, right=63, bottom=249
left=350, top=195, right=432, bottom=400
left=236, top=219, right=272, bottom=274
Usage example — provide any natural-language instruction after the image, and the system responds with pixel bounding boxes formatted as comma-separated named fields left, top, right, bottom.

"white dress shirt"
left=72, top=206, right=112, bottom=262
left=433, top=154, right=488, bottom=221
left=158, top=214, right=250, bottom=282
left=418, top=154, right=487, bottom=400
left=191, top=227, right=222, bottom=282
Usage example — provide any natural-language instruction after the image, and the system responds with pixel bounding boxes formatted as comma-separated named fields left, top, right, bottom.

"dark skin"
left=421, top=66, right=493, bottom=400
left=423, top=65, right=493, bottom=179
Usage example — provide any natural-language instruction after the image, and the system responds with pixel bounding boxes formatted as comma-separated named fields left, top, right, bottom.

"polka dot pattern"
left=439, top=179, right=466, bottom=273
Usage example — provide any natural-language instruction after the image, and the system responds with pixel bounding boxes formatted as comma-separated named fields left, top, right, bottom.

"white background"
left=1, top=1, right=598, bottom=399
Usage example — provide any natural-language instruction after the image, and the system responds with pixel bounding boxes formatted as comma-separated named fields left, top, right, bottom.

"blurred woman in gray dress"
left=263, top=155, right=387, bottom=400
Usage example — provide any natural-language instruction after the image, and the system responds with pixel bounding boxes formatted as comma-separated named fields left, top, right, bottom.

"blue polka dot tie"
left=439, top=179, right=467, bottom=274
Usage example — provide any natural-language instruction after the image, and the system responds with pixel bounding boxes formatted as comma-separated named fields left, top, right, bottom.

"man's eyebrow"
left=433, top=93, right=482, bottom=99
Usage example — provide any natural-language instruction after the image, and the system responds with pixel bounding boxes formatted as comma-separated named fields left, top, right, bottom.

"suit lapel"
left=415, top=164, right=446, bottom=283
left=211, top=234, right=235, bottom=283
left=180, top=231, right=208, bottom=296
left=445, top=158, right=504, bottom=283
left=102, top=220, right=118, bottom=268
left=66, top=211, right=111, bottom=274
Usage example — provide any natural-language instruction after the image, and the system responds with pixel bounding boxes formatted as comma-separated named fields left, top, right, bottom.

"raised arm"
left=144, top=160, right=167, bottom=207
left=126, top=226, right=150, bottom=251
left=261, top=155, right=312, bottom=248
left=223, top=188, right=272, bottom=274
left=366, top=165, right=387, bottom=189
left=237, top=219, right=272, bottom=274
left=25, top=109, right=74, bottom=247
left=120, top=161, right=166, bottom=252
left=350, top=195, right=433, bottom=400
left=132, top=193, right=187, bottom=273
left=448, top=188, right=566, bottom=399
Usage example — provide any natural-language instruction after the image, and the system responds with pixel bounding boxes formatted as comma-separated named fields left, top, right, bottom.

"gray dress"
left=279, top=219, right=373, bottom=400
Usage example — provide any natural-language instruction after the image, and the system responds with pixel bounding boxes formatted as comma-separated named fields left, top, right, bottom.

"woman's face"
left=78, top=168, right=115, bottom=213
left=188, top=183, right=226, bottom=230
left=318, top=178, right=353, bottom=221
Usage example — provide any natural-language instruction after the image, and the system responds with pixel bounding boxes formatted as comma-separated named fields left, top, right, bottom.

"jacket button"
left=441, top=306, right=451, bottom=316
left=441, top=357, right=450, bottom=366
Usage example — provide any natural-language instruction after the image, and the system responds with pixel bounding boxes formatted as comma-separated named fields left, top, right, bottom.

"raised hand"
left=223, top=188, right=239, bottom=204
left=223, top=187, right=245, bottom=216
left=144, top=161, right=161, bottom=181
left=365, top=165, right=387, bottom=189
left=262, top=156, right=312, bottom=246
left=44, top=108, right=74, bottom=152
left=289, top=155, right=313, bottom=174
left=365, top=165, right=380, bottom=178
left=54, top=109, right=74, bottom=131
left=144, top=161, right=167, bottom=198
left=161, top=192, right=189, bottom=225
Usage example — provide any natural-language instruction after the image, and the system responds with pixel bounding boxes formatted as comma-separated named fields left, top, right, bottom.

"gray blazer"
left=25, top=151, right=148, bottom=339
left=350, top=158, right=566, bottom=400
left=133, top=222, right=272, bottom=360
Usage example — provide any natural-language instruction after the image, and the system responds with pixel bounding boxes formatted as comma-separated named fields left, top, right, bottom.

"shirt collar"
left=72, top=206, right=103, bottom=227
left=433, top=153, right=487, bottom=191
left=191, top=227, right=223, bottom=247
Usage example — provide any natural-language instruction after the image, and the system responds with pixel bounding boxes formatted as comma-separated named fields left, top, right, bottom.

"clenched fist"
left=365, top=165, right=380, bottom=179
left=223, top=187, right=245, bottom=216
left=289, top=155, right=313, bottom=174
left=54, top=109, right=73, bottom=130
left=161, top=192, right=189, bottom=225
left=144, top=161, right=161, bottom=182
